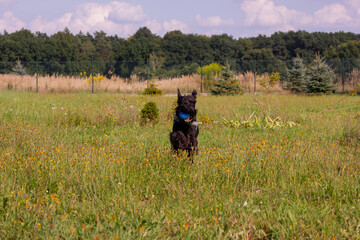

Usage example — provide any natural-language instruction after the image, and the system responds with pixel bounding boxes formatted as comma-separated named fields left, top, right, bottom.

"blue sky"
left=0, top=0, right=359, bottom=38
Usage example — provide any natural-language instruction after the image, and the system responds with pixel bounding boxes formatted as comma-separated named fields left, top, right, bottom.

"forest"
left=0, top=27, right=360, bottom=78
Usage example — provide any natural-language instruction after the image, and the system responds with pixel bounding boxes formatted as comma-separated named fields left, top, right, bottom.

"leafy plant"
left=222, top=111, right=297, bottom=129
left=140, top=101, right=159, bottom=125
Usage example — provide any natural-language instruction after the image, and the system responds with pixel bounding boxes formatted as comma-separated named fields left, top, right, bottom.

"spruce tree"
left=287, top=55, right=307, bottom=93
left=306, top=54, right=335, bottom=94
left=13, top=59, right=27, bottom=76
left=210, top=62, right=244, bottom=95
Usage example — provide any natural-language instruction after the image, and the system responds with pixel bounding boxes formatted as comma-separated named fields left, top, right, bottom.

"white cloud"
left=108, top=2, right=146, bottom=22
left=0, top=11, right=26, bottom=32
left=240, top=0, right=360, bottom=34
left=29, top=14, right=72, bottom=34
left=314, top=4, right=351, bottom=25
left=195, top=14, right=234, bottom=27
left=241, top=0, right=312, bottom=30
left=27, top=1, right=147, bottom=36
left=0, top=1, right=186, bottom=37
left=145, top=20, right=162, bottom=34
left=163, top=19, right=189, bottom=33
left=344, top=0, right=360, bottom=15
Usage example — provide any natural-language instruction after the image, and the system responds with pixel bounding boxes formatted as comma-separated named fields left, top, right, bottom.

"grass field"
left=0, top=91, right=359, bottom=239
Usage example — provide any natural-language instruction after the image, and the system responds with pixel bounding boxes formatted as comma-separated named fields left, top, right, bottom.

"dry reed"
left=0, top=74, right=201, bottom=94
left=0, top=71, right=349, bottom=94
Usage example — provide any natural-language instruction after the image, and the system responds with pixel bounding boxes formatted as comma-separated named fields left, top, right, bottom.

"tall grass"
left=0, top=92, right=359, bottom=239
left=1, top=71, right=357, bottom=94
left=0, top=74, right=201, bottom=94
left=1, top=73, right=279, bottom=94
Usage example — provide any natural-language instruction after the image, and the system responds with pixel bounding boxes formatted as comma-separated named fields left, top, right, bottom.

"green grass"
left=0, top=91, right=359, bottom=239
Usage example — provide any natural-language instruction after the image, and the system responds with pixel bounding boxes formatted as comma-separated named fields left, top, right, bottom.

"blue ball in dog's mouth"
left=179, top=112, right=190, bottom=121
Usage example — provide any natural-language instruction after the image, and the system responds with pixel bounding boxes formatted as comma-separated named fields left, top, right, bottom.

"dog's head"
left=176, top=89, right=197, bottom=122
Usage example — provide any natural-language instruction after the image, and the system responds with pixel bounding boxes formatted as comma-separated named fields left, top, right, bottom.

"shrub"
left=140, top=101, right=159, bottom=125
left=143, top=80, right=163, bottom=96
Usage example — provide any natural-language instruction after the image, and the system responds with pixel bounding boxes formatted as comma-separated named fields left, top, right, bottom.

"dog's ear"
left=192, top=90, right=197, bottom=99
left=177, top=89, right=182, bottom=98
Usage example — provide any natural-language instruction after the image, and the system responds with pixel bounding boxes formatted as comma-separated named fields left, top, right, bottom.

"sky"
left=0, top=0, right=360, bottom=38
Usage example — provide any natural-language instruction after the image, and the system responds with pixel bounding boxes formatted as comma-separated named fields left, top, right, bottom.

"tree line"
left=0, top=27, right=360, bottom=78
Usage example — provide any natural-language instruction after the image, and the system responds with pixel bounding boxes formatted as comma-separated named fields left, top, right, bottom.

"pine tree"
left=13, top=59, right=27, bottom=76
left=286, top=55, right=307, bottom=93
left=210, top=62, right=244, bottom=95
left=306, top=54, right=335, bottom=94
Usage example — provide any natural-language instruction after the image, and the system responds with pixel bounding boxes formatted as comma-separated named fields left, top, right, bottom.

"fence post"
left=91, top=61, right=94, bottom=94
left=200, top=60, right=203, bottom=93
left=341, top=58, right=345, bottom=93
left=253, top=60, right=257, bottom=93
left=36, top=61, right=39, bottom=93
left=147, top=59, right=149, bottom=88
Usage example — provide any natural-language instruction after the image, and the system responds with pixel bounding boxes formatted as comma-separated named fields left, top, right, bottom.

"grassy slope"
left=0, top=92, right=359, bottom=239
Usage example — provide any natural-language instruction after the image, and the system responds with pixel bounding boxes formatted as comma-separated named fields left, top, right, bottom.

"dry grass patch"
left=0, top=74, right=201, bottom=94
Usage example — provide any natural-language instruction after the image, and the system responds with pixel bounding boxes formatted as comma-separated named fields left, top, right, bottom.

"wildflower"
left=184, top=222, right=190, bottom=229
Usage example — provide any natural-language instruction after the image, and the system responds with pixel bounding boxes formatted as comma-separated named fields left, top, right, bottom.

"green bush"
left=143, top=83, right=163, bottom=96
left=140, top=101, right=159, bottom=125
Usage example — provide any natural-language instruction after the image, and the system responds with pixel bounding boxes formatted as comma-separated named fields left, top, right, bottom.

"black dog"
left=170, top=89, right=199, bottom=160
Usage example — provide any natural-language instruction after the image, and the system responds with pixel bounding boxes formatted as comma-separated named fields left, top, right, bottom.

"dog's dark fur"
left=170, top=89, right=199, bottom=160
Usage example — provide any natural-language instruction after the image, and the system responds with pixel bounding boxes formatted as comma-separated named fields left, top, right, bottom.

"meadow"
left=0, top=91, right=359, bottom=239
